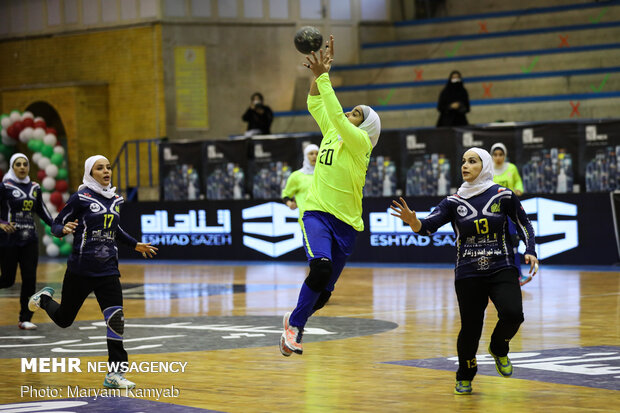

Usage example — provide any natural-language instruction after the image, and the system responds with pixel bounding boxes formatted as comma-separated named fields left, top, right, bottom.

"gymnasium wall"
left=0, top=24, right=165, bottom=189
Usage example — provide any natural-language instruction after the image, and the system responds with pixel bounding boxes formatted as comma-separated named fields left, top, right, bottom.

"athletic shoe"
left=281, top=312, right=303, bottom=355
left=454, top=380, right=472, bottom=395
left=18, top=321, right=37, bottom=330
left=279, top=334, right=292, bottom=357
left=489, top=345, right=513, bottom=377
left=103, top=372, right=136, bottom=389
left=28, top=287, right=55, bottom=312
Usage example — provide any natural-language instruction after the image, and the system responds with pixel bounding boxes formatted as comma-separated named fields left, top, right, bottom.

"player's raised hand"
left=390, top=197, right=422, bottom=232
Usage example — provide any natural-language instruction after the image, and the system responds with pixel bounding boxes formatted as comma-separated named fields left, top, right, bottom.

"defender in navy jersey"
left=29, top=155, right=157, bottom=390
left=391, top=147, right=539, bottom=395
left=0, top=153, right=54, bottom=330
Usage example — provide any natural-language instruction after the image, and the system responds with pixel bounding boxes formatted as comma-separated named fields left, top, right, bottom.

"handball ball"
left=294, top=26, right=323, bottom=54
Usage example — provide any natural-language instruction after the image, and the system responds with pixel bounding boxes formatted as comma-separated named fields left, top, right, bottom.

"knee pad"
left=305, top=258, right=332, bottom=292
left=103, top=306, right=124, bottom=340
left=312, top=290, right=332, bottom=312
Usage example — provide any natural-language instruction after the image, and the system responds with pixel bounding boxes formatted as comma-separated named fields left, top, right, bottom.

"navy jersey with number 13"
left=51, top=188, right=137, bottom=277
left=418, top=184, right=536, bottom=280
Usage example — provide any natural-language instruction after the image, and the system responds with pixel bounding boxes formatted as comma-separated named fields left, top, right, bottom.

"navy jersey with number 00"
left=0, top=180, right=53, bottom=247
left=418, top=184, right=536, bottom=279
left=51, top=188, right=137, bottom=277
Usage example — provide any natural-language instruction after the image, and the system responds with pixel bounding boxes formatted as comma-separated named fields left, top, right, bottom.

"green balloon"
left=51, top=153, right=64, bottom=166
left=28, top=139, right=42, bottom=152
left=0, top=114, right=7, bottom=121
left=41, top=144, right=54, bottom=158
left=53, top=236, right=64, bottom=246
left=45, top=225, right=52, bottom=236
left=57, top=168, right=68, bottom=180
left=60, top=242, right=72, bottom=256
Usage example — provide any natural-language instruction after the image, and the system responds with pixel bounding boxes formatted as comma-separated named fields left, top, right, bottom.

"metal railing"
left=111, top=138, right=162, bottom=201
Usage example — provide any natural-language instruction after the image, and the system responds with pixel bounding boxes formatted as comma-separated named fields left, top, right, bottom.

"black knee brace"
left=104, top=306, right=124, bottom=340
left=312, top=290, right=332, bottom=312
left=305, top=258, right=332, bottom=292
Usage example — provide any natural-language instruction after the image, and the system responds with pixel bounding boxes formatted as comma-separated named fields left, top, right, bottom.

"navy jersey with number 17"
left=418, top=184, right=536, bottom=280
left=51, top=188, right=137, bottom=277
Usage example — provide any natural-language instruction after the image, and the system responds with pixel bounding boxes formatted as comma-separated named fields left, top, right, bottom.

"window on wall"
left=140, top=0, right=158, bottom=18
left=102, top=0, right=118, bottom=22
left=82, top=0, right=99, bottom=24
left=269, top=0, right=288, bottom=19
left=244, top=0, right=262, bottom=18
left=47, top=0, right=62, bottom=25
left=64, top=0, right=78, bottom=23
left=361, top=0, right=387, bottom=21
left=218, top=0, right=237, bottom=18
left=300, top=0, right=322, bottom=20
left=164, top=0, right=186, bottom=17
left=120, top=0, right=138, bottom=20
left=330, top=0, right=350, bottom=20
left=191, top=0, right=212, bottom=17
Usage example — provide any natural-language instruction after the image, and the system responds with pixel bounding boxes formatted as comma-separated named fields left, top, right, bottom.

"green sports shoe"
left=28, top=287, right=55, bottom=312
left=489, top=345, right=513, bottom=377
left=454, top=380, right=472, bottom=395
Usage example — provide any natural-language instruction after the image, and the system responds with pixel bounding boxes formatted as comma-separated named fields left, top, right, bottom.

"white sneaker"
left=18, top=321, right=37, bottom=330
left=103, top=372, right=136, bottom=389
left=28, top=287, right=55, bottom=312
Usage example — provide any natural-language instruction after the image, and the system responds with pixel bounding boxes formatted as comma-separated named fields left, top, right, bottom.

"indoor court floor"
left=0, top=260, right=618, bottom=412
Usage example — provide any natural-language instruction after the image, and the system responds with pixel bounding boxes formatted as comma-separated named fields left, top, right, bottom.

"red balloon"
left=7, top=124, right=18, bottom=139
left=46, top=127, right=57, bottom=135
left=55, top=179, right=68, bottom=193
left=37, top=170, right=47, bottom=181
left=50, top=191, right=63, bottom=206
left=12, top=121, right=23, bottom=133
left=22, top=118, right=34, bottom=128
left=33, top=120, right=46, bottom=129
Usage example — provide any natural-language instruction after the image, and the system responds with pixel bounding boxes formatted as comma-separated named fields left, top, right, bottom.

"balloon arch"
left=0, top=110, right=72, bottom=257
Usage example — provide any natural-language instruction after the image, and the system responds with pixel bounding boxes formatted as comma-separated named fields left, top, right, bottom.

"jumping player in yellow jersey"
left=280, top=36, right=381, bottom=356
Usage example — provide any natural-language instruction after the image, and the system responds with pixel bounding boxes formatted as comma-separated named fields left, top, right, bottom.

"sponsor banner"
left=517, top=123, right=580, bottom=194
left=203, top=139, right=250, bottom=200
left=578, top=120, right=620, bottom=192
left=364, top=130, right=402, bottom=198
left=402, top=128, right=457, bottom=196
left=249, top=137, right=298, bottom=199
left=119, top=194, right=618, bottom=264
left=159, top=142, right=204, bottom=201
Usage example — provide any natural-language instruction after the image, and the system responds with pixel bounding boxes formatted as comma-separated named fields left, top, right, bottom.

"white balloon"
left=65, top=233, right=74, bottom=245
left=10, top=111, right=21, bottom=123
left=53, top=146, right=65, bottom=155
left=32, top=152, right=42, bottom=164
left=51, top=210, right=59, bottom=219
left=2, top=133, right=15, bottom=146
left=42, top=176, right=56, bottom=191
left=32, top=127, right=45, bottom=140
left=43, top=133, right=57, bottom=146
left=45, top=164, right=59, bottom=178
left=19, top=127, right=32, bottom=143
left=62, top=192, right=70, bottom=202
left=38, top=156, right=51, bottom=170
left=34, top=116, right=44, bottom=123
left=1, top=117, right=10, bottom=129
left=21, top=111, right=34, bottom=120
left=43, top=235, right=53, bottom=246
left=42, top=192, right=51, bottom=203
left=46, top=243, right=60, bottom=257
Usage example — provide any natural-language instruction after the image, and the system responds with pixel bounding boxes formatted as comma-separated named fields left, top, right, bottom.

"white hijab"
left=78, top=155, right=117, bottom=199
left=2, top=153, right=31, bottom=184
left=491, top=142, right=509, bottom=175
left=457, top=147, right=495, bottom=199
left=300, top=144, right=319, bottom=175
left=359, top=105, right=381, bottom=147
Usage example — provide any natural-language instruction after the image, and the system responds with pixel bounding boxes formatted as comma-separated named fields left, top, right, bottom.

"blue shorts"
left=301, top=211, right=357, bottom=262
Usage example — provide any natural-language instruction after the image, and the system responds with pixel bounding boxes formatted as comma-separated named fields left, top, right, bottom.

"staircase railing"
left=111, top=138, right=162, bottom=201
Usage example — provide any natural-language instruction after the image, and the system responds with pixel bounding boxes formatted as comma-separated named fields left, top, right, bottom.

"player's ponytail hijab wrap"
left=457, top=147, right=495, bottom=199
left=2, top=153, right=31, bottom=184
left=300, top=144, right=319, bottom=175
left=78, top=155, right=117, bottom=199
left=359, top=105, right=381, bottom=147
